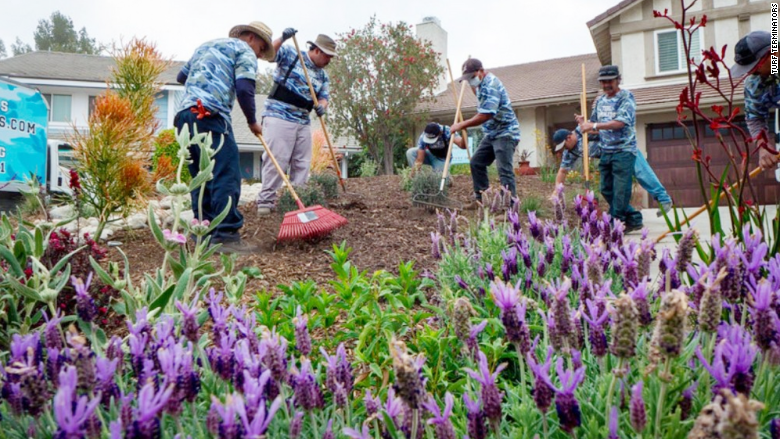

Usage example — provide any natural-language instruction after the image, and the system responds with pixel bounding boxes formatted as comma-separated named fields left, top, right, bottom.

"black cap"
left=458, top=58, right=483, bottom=82
left=598, top=65, right=620, bottom=80
left=422, top=123, right=442, bottom=144
left=731, top=31, right=771, bottom=78
left=552, top=129, right=571, bottom=152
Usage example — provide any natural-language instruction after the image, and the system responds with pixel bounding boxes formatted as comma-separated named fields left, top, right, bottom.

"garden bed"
left=105, top=174, right=569, bottom=293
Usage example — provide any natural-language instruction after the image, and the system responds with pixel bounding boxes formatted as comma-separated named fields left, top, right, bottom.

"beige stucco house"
left=418, top=0, right=776, bottom=207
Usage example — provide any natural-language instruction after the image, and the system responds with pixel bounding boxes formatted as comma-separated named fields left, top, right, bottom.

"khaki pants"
left=256, top=117, right=312, bottom=208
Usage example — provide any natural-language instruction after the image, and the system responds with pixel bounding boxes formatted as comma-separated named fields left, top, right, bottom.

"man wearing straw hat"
left=174, top=21, right=274, bottom=253
left=577, top=65, right=644, bottom=233
left=450, top=58, right=520, bottom=207
left=256, top=29, right=337, bottom=216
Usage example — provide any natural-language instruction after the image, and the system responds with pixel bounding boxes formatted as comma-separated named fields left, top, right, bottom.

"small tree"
left=328, top=16, right=443, bottom=174
left=33, top=11, right=101, bottom=54
left=11, top=37, right=32, bottom=56
left=256, top=66, right=274, bottom=94
left=0, top=39, right=6, bottom=59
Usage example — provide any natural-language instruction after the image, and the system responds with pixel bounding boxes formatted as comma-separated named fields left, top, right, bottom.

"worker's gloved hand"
left=282, top=28, right=297, bottom=41
left=315, top=104, right=327, bottom=117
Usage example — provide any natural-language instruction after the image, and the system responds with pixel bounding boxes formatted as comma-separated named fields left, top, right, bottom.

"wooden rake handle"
left=256, top=133, right=305, bottom=210
left=581, top=64, right=589, bottom=183
left=291, top=35, right=346, bottom=191
left=655, top=157, right=779, bottom=243
left=440, top=80, right=468, bottom=191
left=447, top=59, right=471, bottom=160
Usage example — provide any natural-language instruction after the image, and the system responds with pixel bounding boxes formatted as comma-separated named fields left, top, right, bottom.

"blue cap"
left=553, top=129, right=571, bottom=152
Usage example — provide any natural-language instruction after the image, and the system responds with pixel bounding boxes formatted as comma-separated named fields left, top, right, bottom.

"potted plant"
left=516, top=149, right=535, bottom=176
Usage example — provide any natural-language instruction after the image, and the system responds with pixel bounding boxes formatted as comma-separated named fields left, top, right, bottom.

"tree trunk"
left=382, top=137, right=395, bottom=175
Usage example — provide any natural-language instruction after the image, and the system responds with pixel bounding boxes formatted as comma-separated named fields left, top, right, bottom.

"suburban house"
left=418, top=0, right=776, bottom=207
left=0, top=51, right=359, bottom=180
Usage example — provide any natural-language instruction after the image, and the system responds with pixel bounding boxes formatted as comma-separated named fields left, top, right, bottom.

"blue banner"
left=0, top=78, right=48, bottom=188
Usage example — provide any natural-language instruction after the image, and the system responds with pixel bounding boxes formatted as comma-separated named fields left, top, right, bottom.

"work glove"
left=315, top=104, right=326, bottom=117
left=282, top=28, right=297, bottom=42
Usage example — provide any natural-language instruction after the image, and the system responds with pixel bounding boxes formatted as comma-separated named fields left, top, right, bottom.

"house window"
left=42, top=94, right=72, bottom=122
left=655, top=28, right=701, bottom=74
left=155, top=92, right=169, bottom=130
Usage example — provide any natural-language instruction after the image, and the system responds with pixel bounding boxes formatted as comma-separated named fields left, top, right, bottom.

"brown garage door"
left=646, top=121, right=779, bottom=208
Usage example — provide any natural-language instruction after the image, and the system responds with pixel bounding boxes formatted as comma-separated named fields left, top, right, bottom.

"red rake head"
left=277, top=205, right=348, bottom=242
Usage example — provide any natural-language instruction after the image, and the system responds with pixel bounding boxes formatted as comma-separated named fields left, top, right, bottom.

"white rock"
left=180, top=210, right=194, bottom=224
left=125, top=213, right=147, bottom=230
left=78, top=226, right=113, bottom=242
left=87, top=217, right=99, bottom=228
left=159, top=196, right=174, bottom=209
left=49, top=205, right=75, bottom=219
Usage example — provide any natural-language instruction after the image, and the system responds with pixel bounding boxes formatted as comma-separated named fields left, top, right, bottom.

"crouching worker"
left=406, top=122, right=466, bottom=177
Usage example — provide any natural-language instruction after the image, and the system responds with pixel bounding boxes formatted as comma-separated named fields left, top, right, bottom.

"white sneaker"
left=257, top=207, right=272, bottom=216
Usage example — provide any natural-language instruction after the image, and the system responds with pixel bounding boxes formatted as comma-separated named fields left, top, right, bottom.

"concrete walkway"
left=628, top=205, right=777, bottom=279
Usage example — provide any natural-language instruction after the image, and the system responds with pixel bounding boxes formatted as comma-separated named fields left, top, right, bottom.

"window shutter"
left=658, top=31, right=679, bottom=72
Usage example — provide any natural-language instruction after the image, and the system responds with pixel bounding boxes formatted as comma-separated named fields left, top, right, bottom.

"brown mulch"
left=105, top=174, right=567, bottom=294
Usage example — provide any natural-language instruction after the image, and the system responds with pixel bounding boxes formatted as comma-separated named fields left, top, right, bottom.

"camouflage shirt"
left=263, top=45, right=330, bottom=125
left=177, top=38, right=258, bottom=123
left=743, top=74, right=780, bottom=137
left=476, top=73, right=521, bottom=142
left=590, top=89, right=637, bottom=153
left=560, top=128, right=602, bottom=171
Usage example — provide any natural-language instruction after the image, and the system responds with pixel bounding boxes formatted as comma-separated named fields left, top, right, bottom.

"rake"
left=255, top=133, right=347, bottom=242
left=291, top=35, right=347, bottom=192
left=412, top=80, right=468, bottom=211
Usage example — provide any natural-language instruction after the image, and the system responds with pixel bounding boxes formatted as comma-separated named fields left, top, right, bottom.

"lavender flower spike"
left=294, top=306, right=312, bottom=356
left=422, top=392, right=456, bottom=439
left=463, top=393, right=488, bottom=439
left=72, top=272, right=97, bottom=323
left=235, top=393, right=283, bottom=437
left=539, top=358, right=586, bottom=434
left=344, top=424, right=371, bottom=439
left=608, top=406, right=619, bottom=439
left=465, top=351, right=507, bottom=430
left=630, top=381, right=647, bottom=433
left=54, top=366, right=101, bottom=439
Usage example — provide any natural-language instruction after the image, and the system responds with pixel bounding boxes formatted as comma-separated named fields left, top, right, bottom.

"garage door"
left=646, top=121, right=779, bottom=208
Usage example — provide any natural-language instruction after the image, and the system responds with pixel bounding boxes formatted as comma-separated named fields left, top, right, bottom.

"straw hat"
left=229, top=21, right=275, bottom=61
left=307, top=34, right=338, bottom=57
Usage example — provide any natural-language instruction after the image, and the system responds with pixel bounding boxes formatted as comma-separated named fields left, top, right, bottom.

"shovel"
left=412, top=81, right=468, bottom=210
left=291, top=34, right=347, bottom=192
left=580, top=63, right=591, bottom=190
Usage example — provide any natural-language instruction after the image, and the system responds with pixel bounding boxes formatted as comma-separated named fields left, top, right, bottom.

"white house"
left=0, top=51, right=360, bottom=179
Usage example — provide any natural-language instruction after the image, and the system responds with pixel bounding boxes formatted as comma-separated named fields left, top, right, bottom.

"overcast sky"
left=0, top=0, right=620, bottom=69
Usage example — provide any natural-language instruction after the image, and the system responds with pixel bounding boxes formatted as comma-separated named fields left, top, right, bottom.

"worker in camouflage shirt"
left=451, top=58, right=521, bottom=208
left=732, top=30, right=780, bottom=171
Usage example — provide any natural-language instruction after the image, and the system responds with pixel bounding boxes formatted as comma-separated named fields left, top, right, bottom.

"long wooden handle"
left=256, top=133, right=305, bottom=209
left=291, top=35, right=346, bottom=191
left=440, top=81, right=468, bottom=191
left=581, top=64, right=589, bottom=183
left=447, top=58, right=471, bottom=160
left=655, top=160, right=777, bottom=243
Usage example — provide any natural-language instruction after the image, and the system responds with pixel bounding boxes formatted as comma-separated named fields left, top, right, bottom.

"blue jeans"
left=470, top=136, right=517, bottom=200
left=599, top=150, right=643, bottom=228
left=174, top=109, right=243, bottom=243
left=406, top=147, right=447, bottom=172
left=634, top=153, right=672, bottom=205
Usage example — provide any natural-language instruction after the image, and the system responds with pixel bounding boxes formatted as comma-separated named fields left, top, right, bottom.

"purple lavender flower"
left=583, top=298, right=609, bottom=357
left=344, top=424, right=371, bottom=439
left=206, top=332, right=236, bottom=381
left=526, top=347, right=555, bottom=414
left=538, top=357, right=586, bottom=433
left=467, top=320, right=489, bottom=360
left=630, top=279, right=653, bottom=326
left=630, top=381, right=646, bottom=433
left=490, top=280, right=531, bottom=353
left=463, top=393, right=488, bottom=439
left=431, top=232, right=442, bottom=259
left=260, top=329, right=288, bottom=385
left=175, top=299, right=200, bottom=343
left=95, top=357, right=120, bottom=406
left=290, top=357, right=323, bottom=411
left=465, top=351, right=507, bottom=430
left=363, top=389, right=381, bottom=417
left=72, top=273, right=97, bottom=323
left=294, top=306, right=312, bottom=356
left=323, top=419, right=335, bottom=439
left=770, top=418, right=779, bottom=439
left=125, top=382, right=174, bottom=439
left=422, top=392, right=456, bottom=439
left=390, top=339, right=427, bottom=409
left=749, top=280, right=779, bottom=352
left=537, top=252, right=547, bottom=278
left=528, top=211, right=542, bottom=241
left=608, top=406, right=619, bottom=439
left=321, top=343, right=353, bottom=406
left=289, top=411, right=304, bottom=439
left=698, top=324, right=757, bottom=395
left=485, top=263, right=495, bottom=281
left=127, top=307, right=151, bottom=338
left=53, top=367, right=101, bottom=439
left=678, top=382, right=697, bottom=420
left=43, top=310, right=64, bottom=350
left=501, top=247, right=518, bottom=280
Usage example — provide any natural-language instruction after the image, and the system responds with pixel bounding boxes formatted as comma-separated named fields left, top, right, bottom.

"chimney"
left=415, top=16, right=448, bottom=95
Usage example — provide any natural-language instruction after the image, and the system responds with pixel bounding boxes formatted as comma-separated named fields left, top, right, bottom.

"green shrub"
left=518, top=195, right=544, bottom=215
left=277, top=184, right=326, bottom=216
left=309, top=172, right=339, bottom=199
left=399, top=166, right=414, bottom=192
left=449, top=164, right=471, bottom=175
left=152, top=128, right=191, bottom=183
left=359, top=158, right=378, bottom=177
left=410, top=166, right=448, bottom=207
